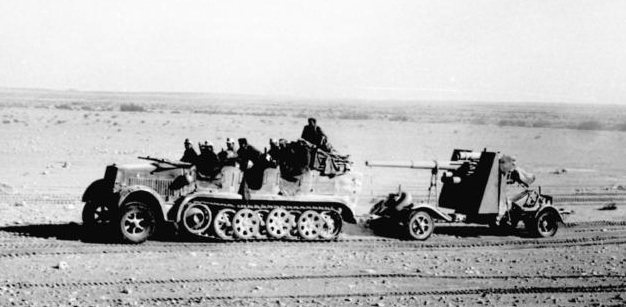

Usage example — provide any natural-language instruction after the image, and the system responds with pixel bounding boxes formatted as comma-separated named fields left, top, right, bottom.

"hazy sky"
left=1, top=0, right=625, bottom=104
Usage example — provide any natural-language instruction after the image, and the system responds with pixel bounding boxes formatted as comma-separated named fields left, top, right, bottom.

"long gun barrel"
left=138, top=156, right=193, bottom=168
left=365, top=160, right=463, bottom=171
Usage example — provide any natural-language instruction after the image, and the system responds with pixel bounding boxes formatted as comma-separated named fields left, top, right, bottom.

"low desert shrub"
left=55, top=104, right=73, bottom=110
left=531, top=120, right=551, bottom=128
left=570, top=120, right=603, bottom=131
left=388, top=114, right=411, bottom=122
left=337, top=112, right=371, bottom=120
left=614, top=122, right=626, bottom=132
left=497, top=119, right=527, bottom=127
left=120, top=103, right=146, bottom=112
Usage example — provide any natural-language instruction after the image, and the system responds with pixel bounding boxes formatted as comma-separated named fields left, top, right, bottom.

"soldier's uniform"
left=181, top=139, right=198, bottom=164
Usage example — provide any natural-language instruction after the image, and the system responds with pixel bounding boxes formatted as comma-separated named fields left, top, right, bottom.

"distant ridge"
left=0, top=86, right=623, bottom=108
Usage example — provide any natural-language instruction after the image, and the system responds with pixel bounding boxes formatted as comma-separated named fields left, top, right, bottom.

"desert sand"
left=1, top=90, right=625, bottom=306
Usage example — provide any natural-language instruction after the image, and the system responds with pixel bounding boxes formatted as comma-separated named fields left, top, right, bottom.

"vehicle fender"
left=117, top=185, right=166, bottom=222
left=408, top=204, right=453, bottom=222
left=535, top=205, right=563, bottom=223
left=336, top=202, right=357, bottom=224
left=171, top=192, right=214, bottom=223
left=82, top=179, right=114, bottom=202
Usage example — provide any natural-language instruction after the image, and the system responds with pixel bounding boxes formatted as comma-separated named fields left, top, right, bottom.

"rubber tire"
left=529, top=211, right=559, bottom=238
left=82, top=201, right=115, bottom=230
left=407, top=210, right=434, bottom=241
left=119, top=202, right=156, bottom=244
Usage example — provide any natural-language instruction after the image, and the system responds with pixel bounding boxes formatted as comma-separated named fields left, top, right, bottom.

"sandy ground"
left=1, top=102, right=626, bottom=306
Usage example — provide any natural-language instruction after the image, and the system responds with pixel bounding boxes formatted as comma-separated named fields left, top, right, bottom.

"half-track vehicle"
left=367, top=149, right=562, bottom=240
left=82, top=150, right=361, bottom=243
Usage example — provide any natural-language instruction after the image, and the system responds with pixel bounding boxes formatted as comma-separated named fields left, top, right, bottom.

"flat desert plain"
left=0, top=90, right=625, bottom=306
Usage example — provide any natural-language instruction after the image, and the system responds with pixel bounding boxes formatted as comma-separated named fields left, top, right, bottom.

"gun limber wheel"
left=213, top=209, right=236, bottom=240
left=82, top=201, right=114, bottom=229
left=119, top=202, right=156, bottom=244
left=531, top=211, right=559, bottom=238
left=232, top=209, right=261, bottom=240
left=297, top=210, right=323, bottom=240
left=180, top=203, right=212, bottom=237
left=319, top=210, right=342, bottom=240
left=407, top=210, right=434, bottom=241
left=266, top=208, right=292, bottom=239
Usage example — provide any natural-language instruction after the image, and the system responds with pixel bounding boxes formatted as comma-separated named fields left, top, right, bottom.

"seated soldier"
left=180, top=138, right=198, bottom=164
left=265, top=138, right=280, bottom=168
left=218, top=138, right=238, bottom=167
left=196, top=141, right=221, bottom=181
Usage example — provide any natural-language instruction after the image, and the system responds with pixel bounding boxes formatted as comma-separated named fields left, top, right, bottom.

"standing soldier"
left=237, top=138, right=263, bottom=197
left=301, top=118, right=327, bottom=147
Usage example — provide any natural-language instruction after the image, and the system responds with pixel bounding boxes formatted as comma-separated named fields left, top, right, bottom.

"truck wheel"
left=407, top=210, right=434, bottom=240
left=82, top=201, right=114, bottom=230
left=119, top=202, right=156, bottom=244
left=528, top=211, right=559, bottom=238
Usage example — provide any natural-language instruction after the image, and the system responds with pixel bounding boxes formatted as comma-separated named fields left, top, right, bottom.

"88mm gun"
left=367, top=149, right=562, bottom=240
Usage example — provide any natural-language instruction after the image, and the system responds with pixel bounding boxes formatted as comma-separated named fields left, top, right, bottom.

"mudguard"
left=117, top=185, right=167, bottom=221
left=336, top=202, right=357, bottom=224
left=408, top=203, right=453, bottom=222
left=82, top=179, right=114, bottom=202
left=535, top=205, right=563, bottom=223
left=172, top=192, right=241, bottom=223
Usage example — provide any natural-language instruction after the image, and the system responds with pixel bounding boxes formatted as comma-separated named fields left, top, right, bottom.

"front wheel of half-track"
left=119, top=202, right=156, bottom=244
left=82, top=201, right=115, bottom=231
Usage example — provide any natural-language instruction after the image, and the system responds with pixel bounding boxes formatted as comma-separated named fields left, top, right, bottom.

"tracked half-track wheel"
left=319, top=210, right=342, bottom=240
left=181, top=202, right=212, bottom=237
left=285, top=211, right=300, bottom=240
left=266, top=208, right=293, bottom=239
left=232, top=209, right=261, bottom=240
left=213, top=209, right=236, bottom=240
left=255, top=210, right=269, bottom=239
left=297, top=210, right=323, bottom=240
